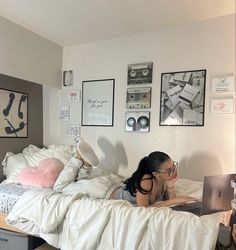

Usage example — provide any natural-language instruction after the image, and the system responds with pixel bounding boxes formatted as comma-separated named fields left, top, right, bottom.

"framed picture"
left=125, top=111, right=150, bottom=132
left=63, top=70, right=73, bottom=87
left=0, top=88, right=28, bottom=137
left=82, top=79, right=115, bottom=126
left=159, top=69, right=206, bottom=126
left=127, top=62, right=153, bottom=85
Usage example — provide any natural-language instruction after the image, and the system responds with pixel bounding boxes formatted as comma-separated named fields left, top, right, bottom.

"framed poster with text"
left=82, top=79, right=115, bottom=126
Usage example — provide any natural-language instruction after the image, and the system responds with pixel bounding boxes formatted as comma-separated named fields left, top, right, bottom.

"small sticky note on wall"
left=212, top=76, right=235, bottom=93
left=210, top=98, right=234, bottom=114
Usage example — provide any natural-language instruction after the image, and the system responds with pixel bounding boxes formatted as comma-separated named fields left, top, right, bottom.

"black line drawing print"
left=18, top=95, right=27, bottom=119
left=0, top=88, right=28, bottom=138
left=3, top=92, right=15, bottom=116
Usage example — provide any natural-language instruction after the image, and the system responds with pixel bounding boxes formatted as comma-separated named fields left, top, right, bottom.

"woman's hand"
left=150, top=195, right=199, bottom=208
left=166, top=177, right=178, bottom=188
left=171, top=195, right=199, bottom=205
left=165, top=177, right=178, bottom=199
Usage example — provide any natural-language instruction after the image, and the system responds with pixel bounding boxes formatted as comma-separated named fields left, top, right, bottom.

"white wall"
left=44, top=14, right=235, bottom=181
left=0, top=16, right=62, bottom=87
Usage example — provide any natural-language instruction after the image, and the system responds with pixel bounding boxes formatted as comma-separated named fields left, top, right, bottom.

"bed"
left=0, top=144, right=229, bottom=250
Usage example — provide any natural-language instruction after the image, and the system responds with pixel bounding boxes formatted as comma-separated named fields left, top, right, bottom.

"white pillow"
left=2, top=152, right=14, bottom=176
left=2, top=144, right=75, bottom=184
left=23, top=144, right=43, bottom=155
left=23, top=144, right=75, bottom=167
left=2, top=152, right=30, bottom=183
left=53, top=157, right=82, bottom=191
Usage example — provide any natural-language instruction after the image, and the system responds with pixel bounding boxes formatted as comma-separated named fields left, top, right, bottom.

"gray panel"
left=0, top=73, right=43, bottom=176
left=0, top=229, right=33, bottom=250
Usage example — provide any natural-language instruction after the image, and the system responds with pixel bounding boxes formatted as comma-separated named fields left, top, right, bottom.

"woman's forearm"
left=138, top=195, right=198, bottom=208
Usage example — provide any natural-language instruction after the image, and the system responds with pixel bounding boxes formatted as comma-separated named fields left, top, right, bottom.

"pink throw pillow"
left=18, top=158, right=64, bottom=188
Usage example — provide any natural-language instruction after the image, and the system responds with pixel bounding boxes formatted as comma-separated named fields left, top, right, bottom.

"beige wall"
left=0, top=16, right=63, bottom=87
left=0, top=16, right=63, bottom=177
left=44, top=14, right=235, bottom=181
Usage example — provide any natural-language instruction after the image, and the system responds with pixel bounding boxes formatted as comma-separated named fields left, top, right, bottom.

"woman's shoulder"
left=141, top=174, right=153, bottom=181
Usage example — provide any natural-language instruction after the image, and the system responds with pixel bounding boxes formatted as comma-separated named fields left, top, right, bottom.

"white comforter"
left=6, top=184, right=224, bottom=250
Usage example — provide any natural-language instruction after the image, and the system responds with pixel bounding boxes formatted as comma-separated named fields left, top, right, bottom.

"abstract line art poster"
left=0, top=88, right=28, bottom=137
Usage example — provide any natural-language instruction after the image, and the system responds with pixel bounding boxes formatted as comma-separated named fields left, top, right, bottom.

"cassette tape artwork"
left=126, top=87, right=151, bottom=109
left=127, top=62, right=153, bottom=85
left=125, top=111, right=150, bottom=132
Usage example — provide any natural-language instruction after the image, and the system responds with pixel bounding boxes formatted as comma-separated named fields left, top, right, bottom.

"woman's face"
left=155, top=159, right=178, bottom=180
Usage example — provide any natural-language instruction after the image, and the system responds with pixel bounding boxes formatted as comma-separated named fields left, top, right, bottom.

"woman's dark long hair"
left=123, top=151, right=170, bottom=196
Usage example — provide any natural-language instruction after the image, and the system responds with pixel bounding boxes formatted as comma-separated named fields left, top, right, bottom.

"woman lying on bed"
left=109, top=151, right=198, bottom=208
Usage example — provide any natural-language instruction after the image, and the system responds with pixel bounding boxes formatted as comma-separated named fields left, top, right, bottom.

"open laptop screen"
left=201, top=174, right=235, bottom=215
left=171, top=174, right=235, bottom=215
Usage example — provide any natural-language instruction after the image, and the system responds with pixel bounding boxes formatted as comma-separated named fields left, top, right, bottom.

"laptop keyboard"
left=171, top=201, right=202, bottom=215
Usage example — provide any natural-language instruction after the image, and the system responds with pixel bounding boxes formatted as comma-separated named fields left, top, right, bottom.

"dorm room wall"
left=0, top=74, right=43, bottom=177
left=0, top=16, right=63, bottom=177
left=43, top=14, right=235, bottom=181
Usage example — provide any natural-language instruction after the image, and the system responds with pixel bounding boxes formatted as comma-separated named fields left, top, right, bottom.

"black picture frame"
left=0, top=88, right=28, bottom=137
left=81, top=79, right=115, bottom=126
left=159, top=69, right=206, bottom=126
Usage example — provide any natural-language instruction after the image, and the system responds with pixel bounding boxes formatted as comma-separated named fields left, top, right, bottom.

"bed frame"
left=0, top=212, right=27, bottom=234
left=0, top=212, right=48, bottom=250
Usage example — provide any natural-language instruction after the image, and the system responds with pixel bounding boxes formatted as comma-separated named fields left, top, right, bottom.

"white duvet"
left=6, top=178, right=224, bottom=250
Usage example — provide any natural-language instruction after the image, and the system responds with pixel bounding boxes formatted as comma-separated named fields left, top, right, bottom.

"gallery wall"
left=43, top=14, right=235, bottom=181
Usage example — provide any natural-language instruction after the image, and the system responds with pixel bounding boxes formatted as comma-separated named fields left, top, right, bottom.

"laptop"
left=172, top=174, right=236, bottom=216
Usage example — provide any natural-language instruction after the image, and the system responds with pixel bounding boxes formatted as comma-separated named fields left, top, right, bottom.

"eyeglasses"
left=158, top=161, right=178, bottom=177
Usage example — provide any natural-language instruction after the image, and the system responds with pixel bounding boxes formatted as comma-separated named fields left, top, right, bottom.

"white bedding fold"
left=6, top=189, right=84, bottom=234
left=58, top=197, right=224, bottom=250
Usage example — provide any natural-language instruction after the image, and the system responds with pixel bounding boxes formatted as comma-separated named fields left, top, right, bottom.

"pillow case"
left=2, top=152, right=30, bottom=184
left=23, top=144, right=44, bottom=155
left=18, top=158, right=64, bottom=188
left=23, top=144, right=75, bottom=166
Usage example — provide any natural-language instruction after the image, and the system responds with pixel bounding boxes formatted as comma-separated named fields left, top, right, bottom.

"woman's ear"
left=152, top=171, right=160, bottom=179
